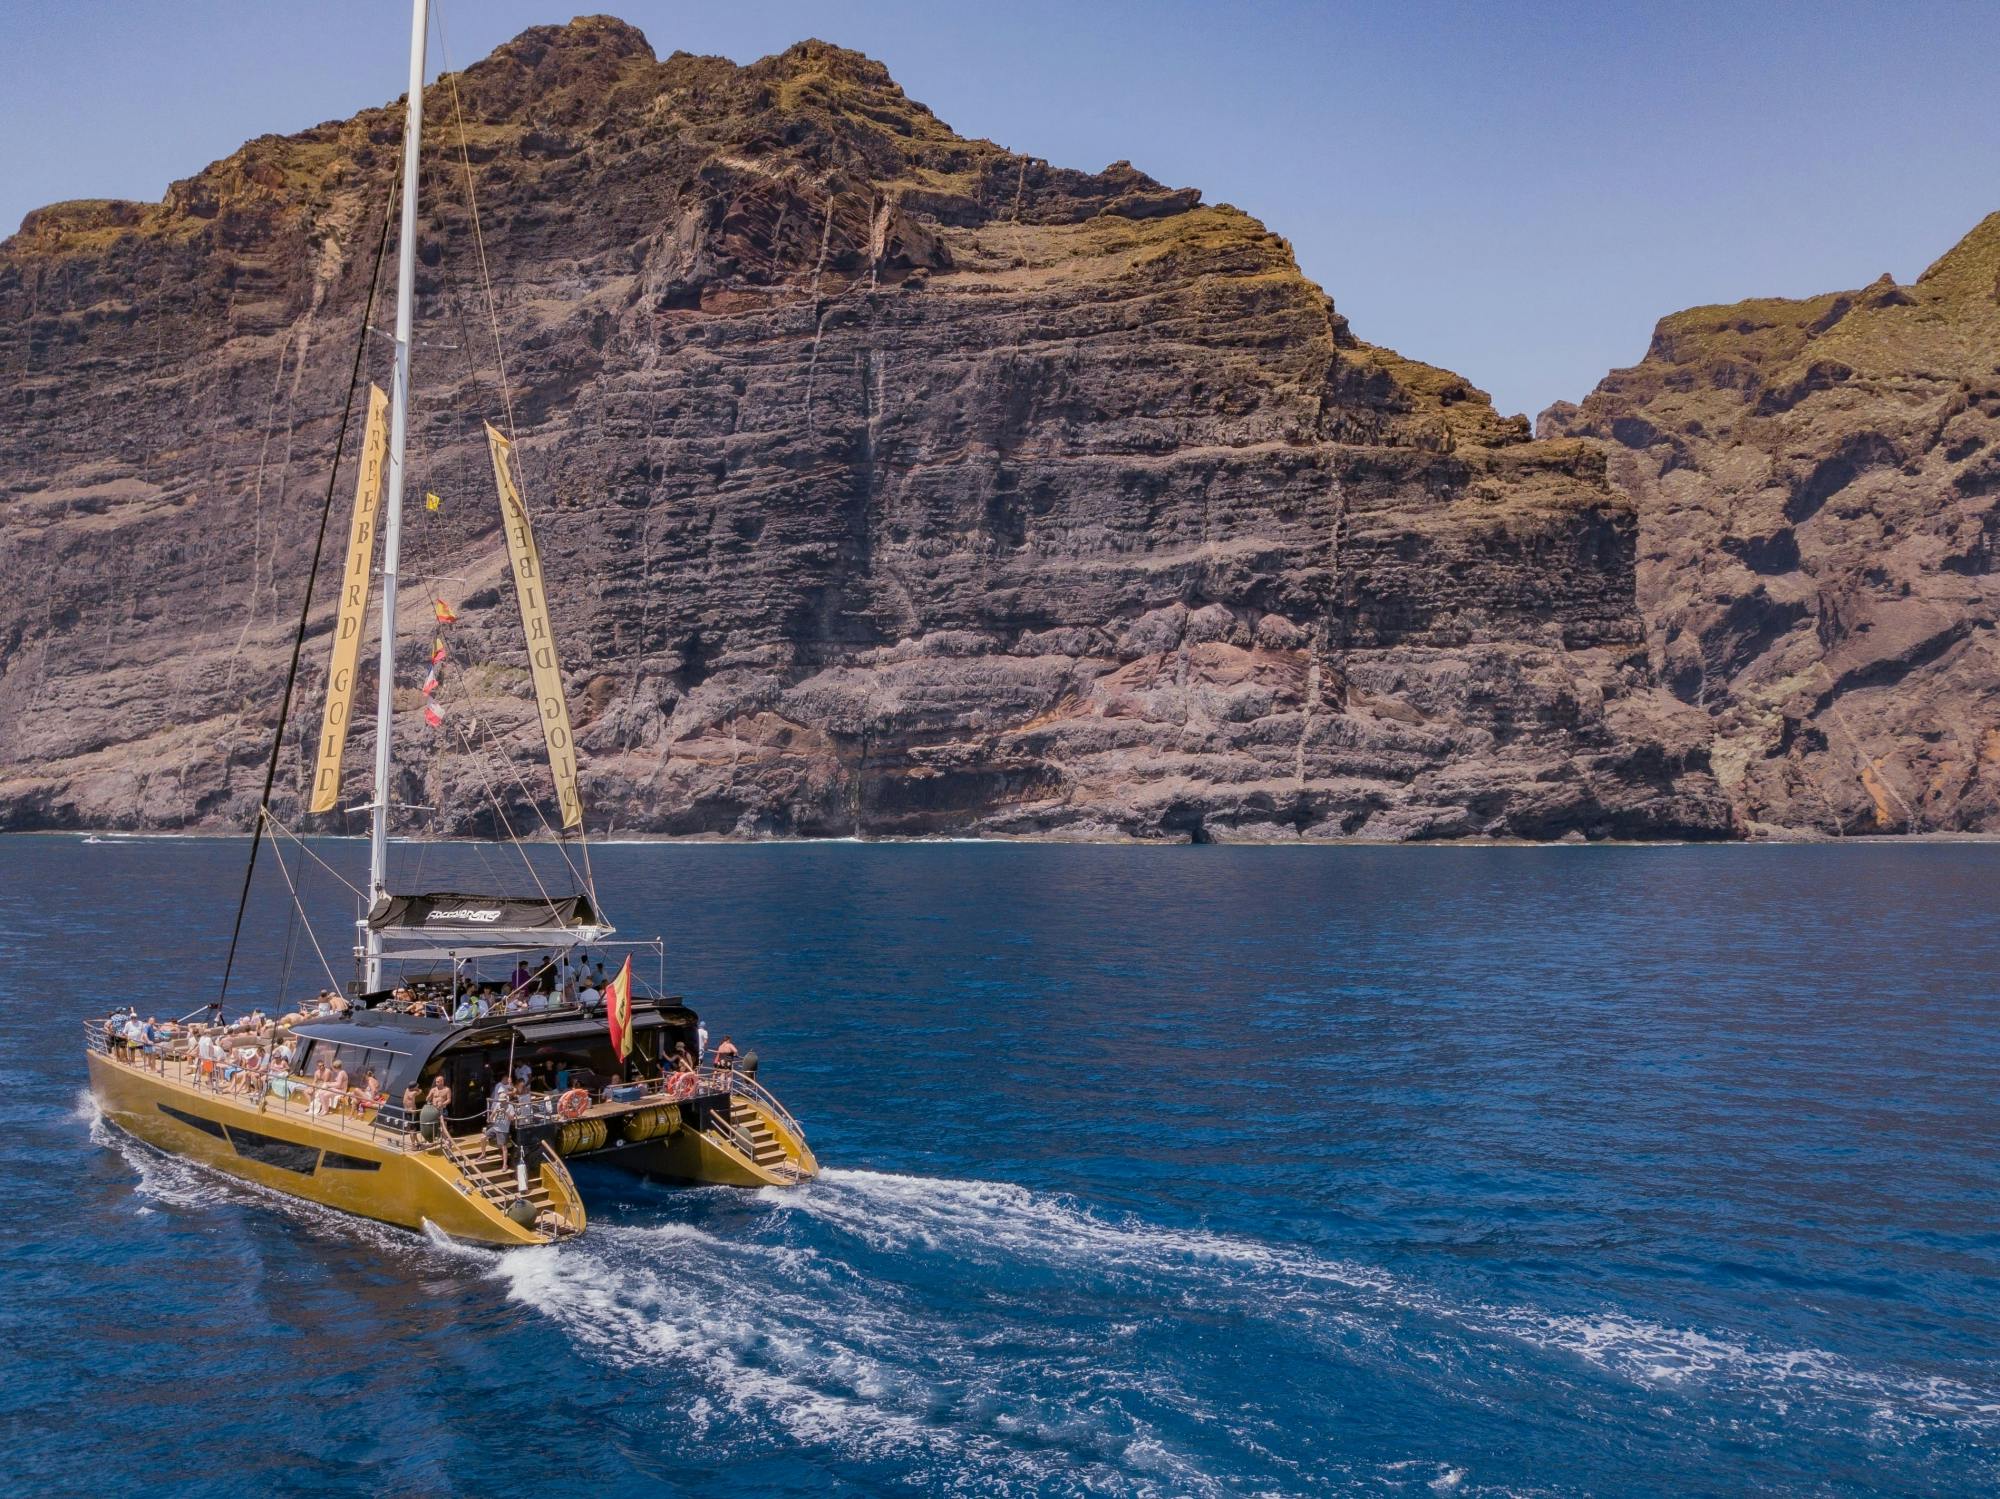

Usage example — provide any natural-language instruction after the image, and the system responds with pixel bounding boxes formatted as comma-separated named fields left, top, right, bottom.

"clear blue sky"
left=4, top=0, right=1996, bottom=418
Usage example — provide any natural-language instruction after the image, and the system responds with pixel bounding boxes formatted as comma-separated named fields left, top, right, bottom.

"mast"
left=363, top=0, right=430, bottom=993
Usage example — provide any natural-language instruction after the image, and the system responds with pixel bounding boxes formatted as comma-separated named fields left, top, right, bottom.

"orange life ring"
left=556, top=1087, right=591, bottom=1120
left=670, top=1072, right=697, bottom=1100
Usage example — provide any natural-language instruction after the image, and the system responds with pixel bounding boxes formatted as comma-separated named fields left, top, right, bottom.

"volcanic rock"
left=1542, top=214, right=2000, bottom=833
left=0, top=17, right=1730, bottom=841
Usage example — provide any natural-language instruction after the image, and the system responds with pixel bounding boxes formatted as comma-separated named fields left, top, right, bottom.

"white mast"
left=363, top=0, right=430, bottom=993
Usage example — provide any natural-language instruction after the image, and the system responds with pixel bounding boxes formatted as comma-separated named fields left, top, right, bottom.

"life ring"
left=669, top=1072, right=697, bottom=1100
left=556, top=1087, right=591, bottom=1120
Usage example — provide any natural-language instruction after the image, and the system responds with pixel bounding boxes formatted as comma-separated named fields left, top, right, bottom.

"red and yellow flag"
left=432, top=597, right=459, bottom=625
left=604, top=955, right=633, bottom=1062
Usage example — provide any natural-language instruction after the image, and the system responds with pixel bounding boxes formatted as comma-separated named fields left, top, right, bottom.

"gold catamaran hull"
left=88, top=1042, right=816, bottom=1246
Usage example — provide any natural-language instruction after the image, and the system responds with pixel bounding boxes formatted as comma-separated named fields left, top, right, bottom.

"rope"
left=270, top=834, right=341, bottom=994
left=446, top=713, right=559, bottom=910
left=264, top=813, right=367, bottom=899
left=216, top=199, right=394, bottom=1012
left=435, top=0, right=597, bottom=898
left=435, top=2, right=518, bottom=442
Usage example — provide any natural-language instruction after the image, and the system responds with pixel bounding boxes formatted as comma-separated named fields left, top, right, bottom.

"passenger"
left=307, top=1060, right=335, bottom=1114
left=421, top=1076, right=451, bottom=1141
left=197, top=1031, right=222, bottom=1088
left=327, top=1061, right=350, bottom=1113
left=577, top=979, right=601, bottom=1012
left=697, top=1022, right=709, bottom=1063
left=141, top=1017, right=165, bottom=1073
left=353, top=1068, right=385, bottom=1112
left=399, top=1081, right=422, bottom=1132
left=452, top=993, right=477, bottom=1023
left=526, top=986, right=550, bottom=1013
left=104, top=1009, right=131, bottom=1057
left=714, top=1036, right=739, bottom=1074
left=485, top=1079, right=515, bottom=1161
left=230, top=1045, right=263, bottom=1095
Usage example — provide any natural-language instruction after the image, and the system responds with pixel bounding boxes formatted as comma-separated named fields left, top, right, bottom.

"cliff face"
left=1543, top=214, right=2000, bottom=834
left=0, top=17, right=1729, bottom=840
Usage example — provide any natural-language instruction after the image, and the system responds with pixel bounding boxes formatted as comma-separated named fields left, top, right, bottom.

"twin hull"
left=88, top=1052, right=809, bottom=1246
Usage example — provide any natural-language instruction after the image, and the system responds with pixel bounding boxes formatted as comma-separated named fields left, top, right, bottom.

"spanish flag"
left=432, top=597, right=458, bottom=625
left=604, top=955, right=633, bottom=1062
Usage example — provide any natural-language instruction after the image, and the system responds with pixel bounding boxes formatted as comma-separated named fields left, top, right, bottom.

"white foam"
left=779, top=1168, right=2000, bottom=1436
left=487, top=1214, right=1235, bottom=1496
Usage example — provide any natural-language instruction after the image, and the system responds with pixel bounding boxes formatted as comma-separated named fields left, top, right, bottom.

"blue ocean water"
left=1, top=837, right=1996, bottom=1497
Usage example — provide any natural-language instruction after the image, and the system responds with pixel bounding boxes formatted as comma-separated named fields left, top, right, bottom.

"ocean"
left=3, top=837, right=1995, bottom=1496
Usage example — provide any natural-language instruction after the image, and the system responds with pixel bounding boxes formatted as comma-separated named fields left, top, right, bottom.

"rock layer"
left=0, top=18, right=1730, bottom=840
left=1543, top=214, right=2000, bottom=833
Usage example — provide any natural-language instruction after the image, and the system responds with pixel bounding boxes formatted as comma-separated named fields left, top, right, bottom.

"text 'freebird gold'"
left=485, top=423, right=583, bottom=829
left=310, top=384, right=390, bottom=814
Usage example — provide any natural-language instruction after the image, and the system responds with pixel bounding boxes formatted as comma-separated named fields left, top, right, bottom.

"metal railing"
left=719, top=1069, right=807, bottom=1149
left=84, top=1019, right=432, bottom=1155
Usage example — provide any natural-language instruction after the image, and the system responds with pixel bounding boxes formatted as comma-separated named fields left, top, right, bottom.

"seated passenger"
left=353, top=1068, right=385, bottom=1112
left=306, top=1060, right=334, bottom=1114
left=526, top=987, right=550, bottom=1012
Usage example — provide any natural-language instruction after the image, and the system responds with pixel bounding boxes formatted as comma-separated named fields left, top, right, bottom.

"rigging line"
left=464, top=707, right=589, bottom=892
left=435, top=1, right=598, bottom=893
left=276, top=831, right=306, bottom=1006
left=446, top=713, right=560, bottom=909
left=216, top=199, right=396, bottom=1012
left=263, top=814, right=366, bottom=899
left=433, top=2, right=517, bottom=441
left=270, top=830, right=341, bottom=995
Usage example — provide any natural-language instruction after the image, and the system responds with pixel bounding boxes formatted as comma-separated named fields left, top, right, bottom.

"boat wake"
left=483, top=1166, right=1999, bottom=1494
left=77, top=1089, right=496, bottom=1267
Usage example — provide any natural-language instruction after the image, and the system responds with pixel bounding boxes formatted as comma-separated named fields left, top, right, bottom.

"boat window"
left=301, top=1039, right=397, bottom=1081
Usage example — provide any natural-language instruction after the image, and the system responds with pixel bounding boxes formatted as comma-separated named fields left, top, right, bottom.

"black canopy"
left=364, top=890, right=612, bottom=957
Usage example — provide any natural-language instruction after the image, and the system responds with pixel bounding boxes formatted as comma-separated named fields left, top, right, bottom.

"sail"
left=485, top=423, right=584, bottom=829
left=309, top=383, right=391, bottom=813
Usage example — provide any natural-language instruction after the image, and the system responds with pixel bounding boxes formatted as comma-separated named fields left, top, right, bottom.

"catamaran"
left=84, top=0, right=816, bottom=1246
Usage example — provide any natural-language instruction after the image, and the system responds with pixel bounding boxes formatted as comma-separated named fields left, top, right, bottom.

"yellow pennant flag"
left=309, top=384, right=390, bottom=813
left=485, top=423, right=584, bottom=830
left=424, top=491, right=441, bottom=511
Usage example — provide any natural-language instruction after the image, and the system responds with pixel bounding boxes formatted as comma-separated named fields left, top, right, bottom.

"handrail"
left=704, top=1110, right=762, bottom=1161
left=85, top=1020, right=429, bottom=1153
left=717, top=1068, right=807, bottom=1147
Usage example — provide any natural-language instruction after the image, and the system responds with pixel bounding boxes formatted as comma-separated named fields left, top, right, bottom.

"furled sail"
left=485, top=423, right=584, bottom=829
left=309, top=383, right=391, bottom=813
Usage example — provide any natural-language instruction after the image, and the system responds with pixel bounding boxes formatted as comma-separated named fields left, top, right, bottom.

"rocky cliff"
left=1543, top=214, right=2000, bottom=834
left=0, top=16, right=1730, bottom=840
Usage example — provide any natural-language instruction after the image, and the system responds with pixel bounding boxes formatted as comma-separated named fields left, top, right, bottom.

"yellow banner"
left=309, top=384, right=390, bottom=814
left=486, top=423, right=584, bottom=830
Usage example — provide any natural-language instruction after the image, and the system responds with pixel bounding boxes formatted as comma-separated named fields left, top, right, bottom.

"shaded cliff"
left=0, top=17, right=1729, bottom=840
left=1543, top=213, right=2000, bottom=834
